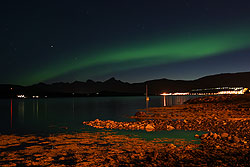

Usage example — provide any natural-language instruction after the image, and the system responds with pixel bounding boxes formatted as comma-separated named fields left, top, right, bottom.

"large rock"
left=166, top=125, right=175, bottom=131
left=145, top=124, right=155, bottom=132
left=176, top=125, right=181, bottom=130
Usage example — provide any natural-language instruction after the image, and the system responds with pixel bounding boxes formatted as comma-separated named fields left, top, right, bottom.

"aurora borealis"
left=2, top=0, right=250, bottom=85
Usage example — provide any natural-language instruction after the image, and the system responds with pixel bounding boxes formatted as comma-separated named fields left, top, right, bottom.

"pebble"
left=194, top=134, right=199, bottom=139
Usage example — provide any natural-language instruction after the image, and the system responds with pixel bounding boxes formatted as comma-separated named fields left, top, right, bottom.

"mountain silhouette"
left=1, top=71, right=250, bottom=98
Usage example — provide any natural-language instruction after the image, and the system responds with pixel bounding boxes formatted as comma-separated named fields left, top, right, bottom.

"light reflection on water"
left=165, top=95, right=191, bottom=106
left=10, top=99, right=12, bottom=129
left=1, top=96, right=203, bottom=141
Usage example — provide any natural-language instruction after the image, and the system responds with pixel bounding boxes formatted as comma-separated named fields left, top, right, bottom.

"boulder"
left=168, top=144, right=176, bottom=149
left=166, top=125, right=175, bottom=131
left=176, top=125, right=181, bottom=130
left=194, top=134, right=199, bottom=139
left=145, top=124, right=155, bottom=132
left=139, top=126, right=145, bottom=130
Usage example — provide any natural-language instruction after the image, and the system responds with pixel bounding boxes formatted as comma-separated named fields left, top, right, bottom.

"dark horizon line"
left=1, top=70, right=250, bottom=87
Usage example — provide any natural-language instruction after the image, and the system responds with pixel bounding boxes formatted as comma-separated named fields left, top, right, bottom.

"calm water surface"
left=0, top=96, right=205, bottom=141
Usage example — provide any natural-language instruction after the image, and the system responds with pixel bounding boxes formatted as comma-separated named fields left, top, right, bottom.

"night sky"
left=2, top=0, right=250, bottom=85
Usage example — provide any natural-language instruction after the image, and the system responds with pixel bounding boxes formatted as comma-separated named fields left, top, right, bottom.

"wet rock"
left=118, top=124, right=123, bottom=129
left=176, top=125, right=181, bottom=130
left=194, top=134, right=199, bottom=139
left=139, top=126, right=145, bottom=130
left=166, top=125, right=175, bottom=131
left=145, top=124, right=155, bottom=132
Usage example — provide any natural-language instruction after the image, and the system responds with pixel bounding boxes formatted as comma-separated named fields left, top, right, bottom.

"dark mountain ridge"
left=1, top=71, right=250, bottom=98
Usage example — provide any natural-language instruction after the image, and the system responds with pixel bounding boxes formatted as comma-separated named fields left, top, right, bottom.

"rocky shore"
left=83, top=95, right=250, bottom=142
left=83, top=118, right=250, bottom=144
left=81, top=94, right=250, bottom=166
left=83, top=119, right=175, bottom=131
left=1, top=94, right=250, bottom=166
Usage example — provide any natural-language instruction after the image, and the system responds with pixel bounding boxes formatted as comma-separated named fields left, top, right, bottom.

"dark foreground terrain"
left=1, top=95, right=250, bottom=166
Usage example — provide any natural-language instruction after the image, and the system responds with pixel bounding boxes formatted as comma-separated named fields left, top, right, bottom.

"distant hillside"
left=1, top=72, right=250, bottom=98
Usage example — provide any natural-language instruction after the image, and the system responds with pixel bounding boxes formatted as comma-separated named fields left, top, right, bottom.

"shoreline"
left=1, top=95, right=250, bottom=166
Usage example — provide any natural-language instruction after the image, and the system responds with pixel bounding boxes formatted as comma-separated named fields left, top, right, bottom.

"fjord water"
left=0, top=96, right=204, bottom=141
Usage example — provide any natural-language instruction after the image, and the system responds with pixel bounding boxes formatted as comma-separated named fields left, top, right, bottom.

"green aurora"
left=18, top=26, right=250, bottom=85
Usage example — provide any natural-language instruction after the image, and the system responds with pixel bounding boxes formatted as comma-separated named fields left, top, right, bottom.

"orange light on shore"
left=160, top=93, right=170, bottom=96
left=160, top=92, right=168, bottom=107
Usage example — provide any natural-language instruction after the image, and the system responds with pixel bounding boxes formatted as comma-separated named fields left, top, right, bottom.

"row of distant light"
left=17, top=95, right=42, bottom=98
left=192, top=87, right=244, bottom=92
left=217, top=91, right=244, bottom=95
left=191, top=91, right=244, bottom=95
left=161, top=87, right=248, bottom=96
left=160, top=92, right=189, bottom=96
left=17, top=95, right=26, bottom=98
left=217, top=87, right=248, bottom=95
left=12, top=87, right=41, bottom=99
